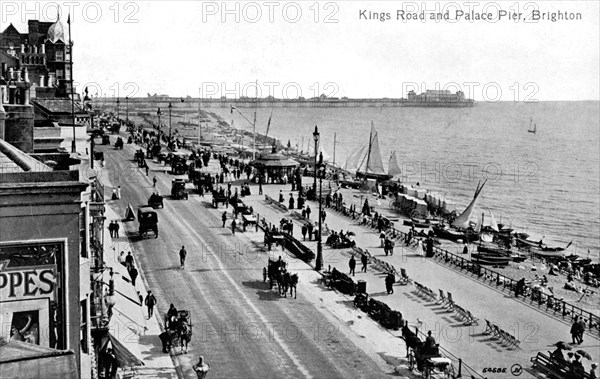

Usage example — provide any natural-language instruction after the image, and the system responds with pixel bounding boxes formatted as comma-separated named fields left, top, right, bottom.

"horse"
left=178, top=320, right=192, bottom=354
left=280, top=271, right=291, bottom=297
left=288, top=273, right=298, bottom=299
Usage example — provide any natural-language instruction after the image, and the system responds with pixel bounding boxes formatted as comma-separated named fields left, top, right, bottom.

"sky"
left=1, top=0, right=599, bottom=101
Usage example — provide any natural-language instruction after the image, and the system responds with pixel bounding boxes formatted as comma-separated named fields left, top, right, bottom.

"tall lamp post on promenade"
left=312, top=125, right=320, bottom=196
left=168, top=102, right=172, bottom=140
left=125, top=96, right=129, bottom=124
left=116, top=98, right=120, bottom=121
left=316, top=151, right=324, bottom=271
left=157, top=107, right=162, bottom=137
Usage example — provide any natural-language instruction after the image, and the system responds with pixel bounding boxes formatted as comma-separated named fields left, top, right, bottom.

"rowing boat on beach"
left=470, top=253, right=510, bottom=266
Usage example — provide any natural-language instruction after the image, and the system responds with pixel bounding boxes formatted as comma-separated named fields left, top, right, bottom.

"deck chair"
left=454, top=305, right=467, bottom=319
left=465, top=310, right=479, bottom=325
left=484, top=319, right=495, bottom=334
left=492, top=324, right=503, bottom=339
left=400, top=268, right=412, bottom=284
left=446, top=292, right=456, bottom=309
left=438, top=289, right=448, bottom=306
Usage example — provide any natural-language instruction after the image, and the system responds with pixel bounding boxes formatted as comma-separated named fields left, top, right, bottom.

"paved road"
left=99, top=142, right=391, bottom=379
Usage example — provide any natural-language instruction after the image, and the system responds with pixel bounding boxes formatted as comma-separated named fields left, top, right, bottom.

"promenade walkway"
left=240, top=181, right=600, bottom=379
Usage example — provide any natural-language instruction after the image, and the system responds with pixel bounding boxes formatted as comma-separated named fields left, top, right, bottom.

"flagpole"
left=333, top=132, right=336, bottom=167
left=252, top=79, right=257, bottom=160
left=68, top=13, right=76, bottom=153
left=197, top=87, right=202, bottom=145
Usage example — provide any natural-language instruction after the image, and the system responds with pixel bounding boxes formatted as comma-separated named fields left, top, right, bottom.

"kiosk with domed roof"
left=249, top=146, right=299, bottom=184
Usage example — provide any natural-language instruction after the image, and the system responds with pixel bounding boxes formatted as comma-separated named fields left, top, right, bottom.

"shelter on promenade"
left=250, top=148, right=299, bottom=184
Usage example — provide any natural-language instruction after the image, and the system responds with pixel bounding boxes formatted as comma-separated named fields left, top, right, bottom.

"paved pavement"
left=85, top=152, right=179, bottom=378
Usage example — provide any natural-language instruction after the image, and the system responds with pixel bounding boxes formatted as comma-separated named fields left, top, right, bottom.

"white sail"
left=474, top=213, right=482, bottom=234
left=357, top=123, right=386, bottom=175
left=452, top=180, right=487, bottom=229
left=388, top=151, right=402, bottom=176
left=487, top=207, right=499, bottom=232
left=345, top=145, right=366, bottom=172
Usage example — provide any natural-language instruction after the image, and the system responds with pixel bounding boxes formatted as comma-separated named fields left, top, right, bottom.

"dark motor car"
left=138, top=206, right=158, bottom=237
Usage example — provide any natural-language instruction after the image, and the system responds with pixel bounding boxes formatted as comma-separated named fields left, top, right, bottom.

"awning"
left=103, top=333, right=144, bottom=367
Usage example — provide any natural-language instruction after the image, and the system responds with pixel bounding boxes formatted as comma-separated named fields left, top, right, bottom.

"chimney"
left=8, top=67, right=14, bottom=80
left=39, top=75, right=45, bottom=87
left=40, top=44, right=46, bottom=54
left=33, top=45, right=38, bottom=54
left=23, top=68, right=29, bottom=83
left=21, top=44, right=25, bottom=54
left=48, top=73, right=55, bottom=87
left=1, top=62, right=6, bottom=78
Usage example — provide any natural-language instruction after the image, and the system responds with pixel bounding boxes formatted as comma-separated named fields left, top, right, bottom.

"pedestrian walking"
left=576, top=315, right=585, bottom=344
left=307, top=223, right=313, bottom=241
left=222, top=211, right=227, bottom=227
left=301, top=224, right=308, bottom=240
left=321, top=209, right=326, bottom=222
left=108, top=221, right=115, bottom=238
left=125, top=252, right=134, bottom=270
left=193, top=356, right=210, bottom=379
left=116, top=186, right=122, bottom=199
left=114, top=222, right=120, bottom=238
left=145, top=165, right=149, bottom=176
left=388, top=238, right=394, bottom=256
left=179, top=246, right=187, bottom=269
left=306, top=205, right=311, bottom=219
left=279, top=190, right=284, bottom=203
left=571, top=316, right=581, bottom=344
left=361, top=254, right=368, bottom=272
left=289, top=194, right=295, bottom=210
left=380, top=232, right=386, bottom=247
left=153, top=176, right=157, bottom=187
left=129, top=266, right=138, bottom=286
left=111, top=187, right=118, bottom=200
left=231, top=219, right=237, bottom=235
left=349, top=255, right=356, bottom=276
left=462, top=243, right=468, bottom=254
left=145, top=290, right=157, bottom=319
left=137, top=291, right=143, bottom=305
left=385, top=272, right=395, bottom=294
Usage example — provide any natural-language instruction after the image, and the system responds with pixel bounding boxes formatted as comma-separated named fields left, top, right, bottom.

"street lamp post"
left=312, top=125, right=320, bottom=196
left=156, top=107, right=162, bottom=136
left=316, top=152, right=324, bottom=271
left=168, top=102, right=172, bottom=140
left=125, top=96, right=129, bottom=124
left=116, top=98, right=120, bottom=121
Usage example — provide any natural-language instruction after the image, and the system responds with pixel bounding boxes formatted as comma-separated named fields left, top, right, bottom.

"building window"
left=80, top=300, right=88, bottom=353
left=56, top=69, right=63, bottom=79
left=55, top=50, right=63, bottom=61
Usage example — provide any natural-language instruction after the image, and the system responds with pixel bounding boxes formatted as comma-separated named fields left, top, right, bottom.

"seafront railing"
left=322, top=198, right=600, bottom=336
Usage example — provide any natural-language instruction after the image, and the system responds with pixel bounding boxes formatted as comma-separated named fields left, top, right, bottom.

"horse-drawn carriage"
left=138, top=206, right=158, bottom=238
left=162, top=310, right=192, bottom=354
left=170, top=152, right=190, bottom=175
left=114, top=137, right=124, bottom=150
left=402, top=325, right=454, bottom=378
left=171, top=179, right=189, bottom=200
left=148, top=193, right=164, bottom=209
left=266, top=259, right=298, bottom=298
left=212, top=190, right=228, bottom=208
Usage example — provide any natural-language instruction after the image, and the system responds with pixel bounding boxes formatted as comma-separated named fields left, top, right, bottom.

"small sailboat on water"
left=388, top=151, right=402, bottom=178
left=528, top=118, right=537, bottom=134
left=356, top=122, right=392, bottom=181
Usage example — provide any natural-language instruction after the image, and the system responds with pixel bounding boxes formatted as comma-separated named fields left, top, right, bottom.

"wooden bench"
left=531, top=352, right=590, bottom=379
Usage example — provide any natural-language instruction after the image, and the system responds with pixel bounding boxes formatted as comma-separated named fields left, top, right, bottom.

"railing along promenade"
left=318, top=195, right=600, bottom=336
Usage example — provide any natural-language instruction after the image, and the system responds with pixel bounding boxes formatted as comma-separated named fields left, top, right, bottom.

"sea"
left=204, top=102, right=600, bottom=259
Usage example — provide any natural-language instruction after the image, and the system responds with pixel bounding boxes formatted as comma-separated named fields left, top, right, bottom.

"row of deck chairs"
left=351, top=246, right=411, bottom=284
left=484, top=319, right=521, bottom=347
left=413, top=283, right=479, bottom=326
left=437, top=289, right=479, bottom=325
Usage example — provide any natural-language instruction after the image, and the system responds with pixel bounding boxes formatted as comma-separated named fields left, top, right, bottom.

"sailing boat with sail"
left=528, top=118, right=537, bottom=134
left=356, top=122, right=392, bottom=181
left=432, top=180, right=487, bottom=242
left=388, top=151, right=402, bottom=178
